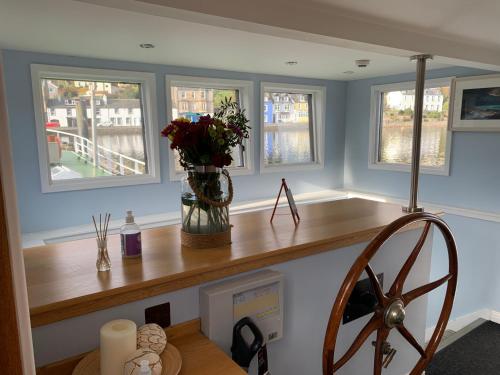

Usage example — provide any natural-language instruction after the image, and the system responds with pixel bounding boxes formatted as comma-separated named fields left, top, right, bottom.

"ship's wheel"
left=323, top=212, right=458, bottom=375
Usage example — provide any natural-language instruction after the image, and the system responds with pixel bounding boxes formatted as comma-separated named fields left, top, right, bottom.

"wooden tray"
left=73, top=343, right=182, bottom=375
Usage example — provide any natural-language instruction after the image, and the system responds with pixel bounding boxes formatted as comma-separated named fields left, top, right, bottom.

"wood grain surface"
left=25, top=199, right=420, bottom=327
left=0, top=168, right=23, bottom=374
left=37, top=319, right=245, bottom=375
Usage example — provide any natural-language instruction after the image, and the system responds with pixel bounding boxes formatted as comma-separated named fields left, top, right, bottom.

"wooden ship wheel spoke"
left=323, top=213, right=458, bottom=375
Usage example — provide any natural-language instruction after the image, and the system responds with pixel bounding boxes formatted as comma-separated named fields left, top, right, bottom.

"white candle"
left=100, top=319, right=137, bottom=375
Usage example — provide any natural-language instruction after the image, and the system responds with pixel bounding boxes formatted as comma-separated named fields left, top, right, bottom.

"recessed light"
left=355, top=59, right=370, bottom=68
left=343, top=70, right=355, bottom=75
left=140, top=43, right=155, bottom=49
left=285, top=61, right=298, bottom=66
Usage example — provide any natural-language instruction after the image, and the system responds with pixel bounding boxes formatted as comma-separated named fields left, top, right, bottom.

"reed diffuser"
left=93, top=213, right=111, bottom=272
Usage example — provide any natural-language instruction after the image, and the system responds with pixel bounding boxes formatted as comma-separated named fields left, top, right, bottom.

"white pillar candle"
left=100, top=319, right=137, bottom=375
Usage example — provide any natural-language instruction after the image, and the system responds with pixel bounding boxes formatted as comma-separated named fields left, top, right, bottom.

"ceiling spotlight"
left=343, top=70, right=355, bottom=75
left=140, top=43, right=155, bottom=49
left=285, top=61, right=298, bottom=66
left=355, top=59, right=370, bottom=68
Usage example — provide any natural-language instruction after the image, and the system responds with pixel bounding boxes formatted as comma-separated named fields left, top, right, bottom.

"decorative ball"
left=123, top=348, right=162, bottom=375
left=137, top=323, right=167, bottom=354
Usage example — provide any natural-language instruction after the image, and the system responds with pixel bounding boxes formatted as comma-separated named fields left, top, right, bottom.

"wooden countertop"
left=25, top=198, right=414, bottom=327
left=37, top=319, right=246, bottom=375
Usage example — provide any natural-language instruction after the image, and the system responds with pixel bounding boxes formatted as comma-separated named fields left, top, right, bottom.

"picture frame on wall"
left=451, top=74, right=500, bottom=131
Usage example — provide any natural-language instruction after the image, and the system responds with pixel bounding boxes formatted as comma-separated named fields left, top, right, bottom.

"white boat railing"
left=46, top=128, right=145, bottom=175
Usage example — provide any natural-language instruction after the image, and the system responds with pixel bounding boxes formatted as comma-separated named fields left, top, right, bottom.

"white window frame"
left=31, top=64, right=160, bottom=193
left=165, top=75, right=255, bottom=181
left=369, top=77, right=453, bottom=176
left=260, top=82, right=326, bottom=173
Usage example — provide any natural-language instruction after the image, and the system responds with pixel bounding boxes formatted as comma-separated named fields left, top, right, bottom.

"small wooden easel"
left=270, top=178, right=300, bottom=225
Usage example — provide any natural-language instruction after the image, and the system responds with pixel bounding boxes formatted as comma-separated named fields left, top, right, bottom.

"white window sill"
left=42, top=174, right=161, bottom=193
left=368, top=162, right=450, bottom=176
left=169, top=166, right=255, bottom=181
left=260, top=162, right=324, bottom=174
left=22, top=189, right=347, bottom=248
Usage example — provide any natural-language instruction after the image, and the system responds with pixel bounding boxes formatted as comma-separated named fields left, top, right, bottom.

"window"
left=261, top=82, right=325, bottom=171
left=166, top=75, right=254, bottom=180
left=31, top=64, right=160, bottom=192
left=369, top=78, right=452, bottom=175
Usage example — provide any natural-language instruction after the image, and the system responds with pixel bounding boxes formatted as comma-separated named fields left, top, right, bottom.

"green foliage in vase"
left=162, top=97, right=250, bottom=168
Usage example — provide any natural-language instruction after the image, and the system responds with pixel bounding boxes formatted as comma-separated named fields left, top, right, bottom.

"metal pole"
left=90, top=83, right=98, bottom=167
left=403, top=54, right=433, bottom=213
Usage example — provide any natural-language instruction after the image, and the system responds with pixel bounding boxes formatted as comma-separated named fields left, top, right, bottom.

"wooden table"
left=36, top=319, right=245, bottom=375
left=25, top=198, right=417, bottom=327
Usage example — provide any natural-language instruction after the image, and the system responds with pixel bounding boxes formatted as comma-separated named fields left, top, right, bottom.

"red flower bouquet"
left=161, top=98, right=250, bottom=169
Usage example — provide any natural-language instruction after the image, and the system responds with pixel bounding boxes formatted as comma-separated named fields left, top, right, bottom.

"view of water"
left=264, top=127, right=312, bottom=165
left=50, top=131, right=147, bottom=180
left=98, top=134, right=146, bottom=162
left=379, top=122, right=448, bottom=167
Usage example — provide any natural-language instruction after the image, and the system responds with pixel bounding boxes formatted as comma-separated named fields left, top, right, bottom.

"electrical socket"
left=343, top=273, right=384, bottom=324
left=145, top=302, right=171, bottom=328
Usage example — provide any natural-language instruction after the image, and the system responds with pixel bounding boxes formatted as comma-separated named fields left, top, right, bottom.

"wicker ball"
left=137, top=323, right=167, bottom=354
left=123, top=348, right=162, bottom=375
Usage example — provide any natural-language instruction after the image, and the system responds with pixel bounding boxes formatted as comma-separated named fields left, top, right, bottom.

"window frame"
left=165, top=74, right=255, bottom=181
left=260, top=82, right=326, bottom=173
left=31, top=64, right=160, bottom=193
left=368, top=77, right=454, bottom=176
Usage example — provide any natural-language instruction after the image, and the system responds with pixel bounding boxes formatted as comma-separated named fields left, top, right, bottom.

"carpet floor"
left=426, top=321, right=500, bottom=374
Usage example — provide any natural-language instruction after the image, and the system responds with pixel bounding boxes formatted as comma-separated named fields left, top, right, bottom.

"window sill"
left=169, top=166, right=255, bottom=181
left=368, top=162, right=450, bottom=176
left=260, top=162, right=324, bottom=174
left=42, top=174, right=161, bottom=193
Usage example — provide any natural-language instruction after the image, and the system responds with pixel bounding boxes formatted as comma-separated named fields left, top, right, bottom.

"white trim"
left=260, top=82, right=326, bottom=173
left=368, top=77, right=454, bottom=176
left=345, top=189, right=500, bottom=223
left=0, top=52, right=36, bottom=374
left=22, top=189, right=347, bottom=247
left=22, top=187, right=500, bottom=247
left=165, top=74, right=255, bottom=181
left=30, top=64, right=161, bottom=193
left=425, top=309, right=491, bottom=342
left=451, top=73, right=500, bottom=132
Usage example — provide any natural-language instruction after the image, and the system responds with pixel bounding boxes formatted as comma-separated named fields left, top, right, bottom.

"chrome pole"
left=403, top=54, right=433, bottom=213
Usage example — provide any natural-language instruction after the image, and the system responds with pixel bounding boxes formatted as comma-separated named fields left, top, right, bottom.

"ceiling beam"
left=82, top=0, right=500, bottom=71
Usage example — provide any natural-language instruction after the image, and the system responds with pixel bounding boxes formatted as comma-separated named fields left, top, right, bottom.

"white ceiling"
left=0, top=0, right=453, bottom=80
left=313, top=0, right=500, bottom=50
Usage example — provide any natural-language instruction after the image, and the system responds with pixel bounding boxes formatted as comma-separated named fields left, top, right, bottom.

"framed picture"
left=452, top=74, right=500, bottom=131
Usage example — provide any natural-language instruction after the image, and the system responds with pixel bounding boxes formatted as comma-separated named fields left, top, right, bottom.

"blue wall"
left=344, top=66, right=500, bottom=212
left=343, top=66, right=500, bottom=325
left=2, top=50, right=346, bottom=234
left=4, top=49, right=500, bottom=328
left=427, top=214, right=498, bottom=325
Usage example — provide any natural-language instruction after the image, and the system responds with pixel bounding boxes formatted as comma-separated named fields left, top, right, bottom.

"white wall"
left=33, top=228, right=432, bottom=375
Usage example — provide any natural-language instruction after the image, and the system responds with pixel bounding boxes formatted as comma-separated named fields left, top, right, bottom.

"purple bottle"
left=120, top=210, right=142, bottom=258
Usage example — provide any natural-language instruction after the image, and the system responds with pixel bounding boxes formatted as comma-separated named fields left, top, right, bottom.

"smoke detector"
left=355, top=59, right=370, bottom=68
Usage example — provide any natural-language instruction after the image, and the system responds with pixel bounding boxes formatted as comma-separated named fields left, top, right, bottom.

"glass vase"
left=181, top=165, right=231, bottom=235
left=96, top=238, right=111, bottom=272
